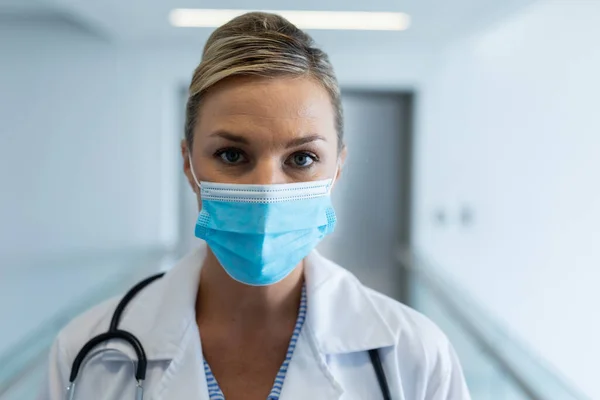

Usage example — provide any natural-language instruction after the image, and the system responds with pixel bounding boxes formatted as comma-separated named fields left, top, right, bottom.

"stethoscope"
left=67, top=273, right=392, bottom=400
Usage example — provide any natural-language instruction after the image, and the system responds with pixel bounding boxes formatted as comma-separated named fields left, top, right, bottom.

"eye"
left=287, top=151, right=317, bottom=168
left=215, top=148, right=247, bottom=165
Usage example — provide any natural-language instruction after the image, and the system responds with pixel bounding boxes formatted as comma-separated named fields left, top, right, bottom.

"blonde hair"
left=185, top=12, right=343, bottom=150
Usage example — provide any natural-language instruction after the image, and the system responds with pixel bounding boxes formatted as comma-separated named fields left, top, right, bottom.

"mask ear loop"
left=188, top=153, right=202, bottom=189
left=326, top=164, right=340, bottom=195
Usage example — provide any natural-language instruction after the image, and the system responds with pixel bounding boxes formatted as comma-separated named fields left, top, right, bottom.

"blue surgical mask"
left=189, top=158, right=337, bottom=286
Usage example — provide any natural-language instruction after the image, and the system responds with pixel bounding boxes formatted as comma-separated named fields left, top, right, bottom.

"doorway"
left=317, top=91, right=413, bottom=301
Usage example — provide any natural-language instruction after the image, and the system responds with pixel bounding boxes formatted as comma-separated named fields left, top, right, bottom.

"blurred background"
left=0, top=0, right=597, bottom=399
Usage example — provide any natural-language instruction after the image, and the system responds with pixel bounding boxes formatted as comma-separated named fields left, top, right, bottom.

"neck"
left=195, top=248, right=304, bottom=329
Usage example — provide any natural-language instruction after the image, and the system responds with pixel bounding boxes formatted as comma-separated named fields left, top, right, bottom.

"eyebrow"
left=209, top=131, right=327, bottom=148
left=209, top=131, right=250, bottom=144
left=286, top=134, right=327, bottom=148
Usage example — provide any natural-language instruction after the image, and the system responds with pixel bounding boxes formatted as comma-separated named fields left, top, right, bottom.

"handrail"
left=0, top=248, right=173, bottom=396
left=398, top=247, right=589, bottom=400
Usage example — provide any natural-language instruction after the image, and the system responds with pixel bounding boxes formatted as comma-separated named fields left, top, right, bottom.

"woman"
left=41, top=12, right=470, bottom=400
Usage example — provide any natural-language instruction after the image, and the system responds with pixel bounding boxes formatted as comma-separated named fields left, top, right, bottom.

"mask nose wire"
left=190, top=153, right=338, bottom=194
left=188, top=153, right=202, bottom=189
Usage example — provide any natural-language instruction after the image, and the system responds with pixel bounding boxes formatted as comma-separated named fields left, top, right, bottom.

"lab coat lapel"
left=153, top=321, right=342, bottom=400
left=279, top=251, right=396, bottom=399
left=152, top=320, right=210, bottom=400
left=304, top=251, right=396, bottom=354
left=279, top=325, right=343, bottom=400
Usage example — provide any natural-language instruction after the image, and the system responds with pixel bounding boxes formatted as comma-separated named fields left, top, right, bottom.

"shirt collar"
left=101, top=243, right=396, bottom=360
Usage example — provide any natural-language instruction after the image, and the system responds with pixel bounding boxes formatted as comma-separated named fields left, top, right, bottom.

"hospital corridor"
left=0, top=0, right=598, bottom=399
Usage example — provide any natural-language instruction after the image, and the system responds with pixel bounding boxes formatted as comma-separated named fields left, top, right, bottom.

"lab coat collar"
left=303, top=250, right=397, bottom=354
left=102, top=243, right=396, bottom=361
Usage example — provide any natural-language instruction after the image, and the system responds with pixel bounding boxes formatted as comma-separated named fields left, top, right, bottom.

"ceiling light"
left=169, top=9, right=410, bottom=31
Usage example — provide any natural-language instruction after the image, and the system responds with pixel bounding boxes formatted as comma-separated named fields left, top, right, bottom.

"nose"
left=248, top=158, right=287, bottom=185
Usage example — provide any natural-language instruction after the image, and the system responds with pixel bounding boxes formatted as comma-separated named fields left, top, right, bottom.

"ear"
left=181, top=139, right=199, bottom=194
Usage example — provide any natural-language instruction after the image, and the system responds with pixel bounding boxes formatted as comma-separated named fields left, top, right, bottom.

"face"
left=182, top=76, right=345, bottom=196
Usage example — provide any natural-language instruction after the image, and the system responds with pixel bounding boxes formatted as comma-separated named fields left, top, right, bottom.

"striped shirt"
left=203, top=284, right=307, bottom=400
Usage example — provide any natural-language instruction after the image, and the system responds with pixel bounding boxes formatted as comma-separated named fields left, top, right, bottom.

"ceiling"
left=0, top=0, right=537, bottom=45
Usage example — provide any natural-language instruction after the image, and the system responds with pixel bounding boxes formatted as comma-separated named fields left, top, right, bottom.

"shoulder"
left=310, top=252, right=459, bottom=362
left=364, top=286, right=469, bottom=397
left=54, top=295, right=120, bottom=361
left=313, top=253, right=466, bottom=387
left=54, top=270, right=170, bottom=360
left=309, top=252, right=453, bottom=353
left=313, top=253, right=450, bottom=348
left=310, top=254, right=470, bottom=397
left=41, top=295, right=122, bottom=399
left=366, top=287, right=450, bottom=350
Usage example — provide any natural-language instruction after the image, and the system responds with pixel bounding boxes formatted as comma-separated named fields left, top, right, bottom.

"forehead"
left=195, top=76, right=336, bottom=136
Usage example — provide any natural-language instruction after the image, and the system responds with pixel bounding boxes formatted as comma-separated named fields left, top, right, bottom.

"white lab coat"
left=40, top=244, right=471, bottom=400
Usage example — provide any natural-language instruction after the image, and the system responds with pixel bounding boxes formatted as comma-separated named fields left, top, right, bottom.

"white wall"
left=414, top=1, right=600, bottom=397
left=0, top=19, right=173, bottom=262
left=0, top=18, right=178, bottom=356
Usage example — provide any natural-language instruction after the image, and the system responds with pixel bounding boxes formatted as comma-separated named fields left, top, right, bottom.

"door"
left=317, top=91, right=413, bottom=301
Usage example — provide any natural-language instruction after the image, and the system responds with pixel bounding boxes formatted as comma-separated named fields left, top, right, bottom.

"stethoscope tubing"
left=66, top=273, right=165, bottom=400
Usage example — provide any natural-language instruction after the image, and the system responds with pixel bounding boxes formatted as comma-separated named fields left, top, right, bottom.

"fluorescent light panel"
left=169, top=9, right=410, bottom=31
